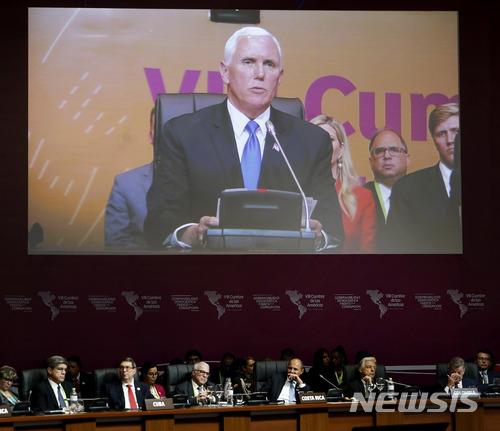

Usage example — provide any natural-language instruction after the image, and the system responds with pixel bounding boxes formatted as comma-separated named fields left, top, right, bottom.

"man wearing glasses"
left=31, top=355, right=74, bottom=411
left=105, top=357, right=153, bottom=410
left=386, top=103, right=461, bottom=253
left=475, top=350, right=500, bottom=393
left=364, top=129, right=410, bottom=252
left=174, top=362, right=214, bottom=405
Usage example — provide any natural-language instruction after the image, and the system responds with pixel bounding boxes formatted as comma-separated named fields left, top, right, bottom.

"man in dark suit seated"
left=30, top=355, right=74, bottom=411
left=144, top=26, right=344, bottom=252
left=474, top=350, right=500, bottom=393
left=437, top=356, right=478, bottom=393
left=65, top=355, right=95, bottom=398
left=105, top=357, right=153, bottom=410
left=173, top=362, right=214, bottom=405
left=344, top=356, right=379, bottom=400
left=261, top=358, right=311, bottom=403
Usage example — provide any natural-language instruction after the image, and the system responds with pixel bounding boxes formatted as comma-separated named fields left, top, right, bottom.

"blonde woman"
left=310, top=115, right=376, bottom=253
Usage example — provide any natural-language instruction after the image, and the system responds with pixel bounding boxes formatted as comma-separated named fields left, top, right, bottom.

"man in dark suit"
left=344, top=357, right=380, bottom=400
left=173, top=362, right=214, bottom=405
left=105, top=357, right=153, bottom=410
left=144, top=26, right=343, bottom=252
left=105, top=108, right=155, bottom=249
left=261, top=358, right=311, bottom=403
left=475, top=350, right=500, bottom=393
left=66, top=355, right=95, bottom=398
left=386, top=103, right=461, bottom=253
left=437, top=357, right=478, bottom=393
left=364, top=129, right=410, bottom=252
left=30, top=355, right=74, bottom=411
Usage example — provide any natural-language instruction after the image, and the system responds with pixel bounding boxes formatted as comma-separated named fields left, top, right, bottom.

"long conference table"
left=1, top=398, right=499, bottom=431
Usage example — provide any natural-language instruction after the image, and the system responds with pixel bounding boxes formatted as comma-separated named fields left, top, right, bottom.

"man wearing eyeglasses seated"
left=386, top=103, right=462, bottom=253
left=30, top=356, right=74, bottom=412
left=173, top=362, right=214, bottom=405
left=364, top=129, right=410, bottom=252
left=105, top=357, right=154, bottom=410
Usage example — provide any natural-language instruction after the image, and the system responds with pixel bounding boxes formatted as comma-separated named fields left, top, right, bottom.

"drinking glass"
left=376, top=377, right=385, bottom=392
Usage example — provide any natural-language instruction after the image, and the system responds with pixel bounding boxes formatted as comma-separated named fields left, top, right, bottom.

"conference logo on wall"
left=121, top=291, right=162, bottom=321
left=38, top=291, right=78, bottom=321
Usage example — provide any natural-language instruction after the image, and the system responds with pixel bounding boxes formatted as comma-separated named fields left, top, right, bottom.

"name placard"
left=450, top=388, right=480, bottom=399
left=297, top=392, right=327, bottom=404
left=0, top=405, right=12, bottom=417
left=143, top=398, right=174, bottom=411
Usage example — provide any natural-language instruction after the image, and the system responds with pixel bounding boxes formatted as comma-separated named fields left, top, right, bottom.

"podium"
left=205, top=189, right=316, bottom=252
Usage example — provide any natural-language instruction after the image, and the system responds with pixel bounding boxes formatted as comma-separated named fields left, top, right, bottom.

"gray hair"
left=448, top=356, right=465, bottom=370
left=359, top=357, right=377, bottom=370
left=193, top=361, right=210, bottom=371
left=224, top=26, right=282, bottom=65
left=46, top=355, right=68, bottom=370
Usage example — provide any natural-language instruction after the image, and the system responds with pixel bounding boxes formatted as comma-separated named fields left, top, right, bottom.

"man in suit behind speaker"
left=386, top=103, right=461, bottom=253
left=104, top=108, right=155, bottom=249
left=144, top=26, right=344, bottom=252
left=364, top=129, right=410, bottom=252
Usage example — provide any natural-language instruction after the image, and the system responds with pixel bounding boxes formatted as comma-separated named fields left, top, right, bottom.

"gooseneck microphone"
left=265, top=120, right=311, bottom=232
left=319, top=374, right=342, bottom=390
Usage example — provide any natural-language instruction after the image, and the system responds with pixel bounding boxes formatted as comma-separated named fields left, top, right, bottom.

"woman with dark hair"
left=330, top=345, right=348, bottom=388
left=304, top=348, right=336, bottom=393
left=140, top=361, right=166, bottom=399
left=0, top=366, right=19, bottom=405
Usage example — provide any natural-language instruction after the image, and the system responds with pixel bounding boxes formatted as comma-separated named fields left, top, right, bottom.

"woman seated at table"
left=0, top=365, right=19, bottom=405
left=140, top=361, right=166, bottom=399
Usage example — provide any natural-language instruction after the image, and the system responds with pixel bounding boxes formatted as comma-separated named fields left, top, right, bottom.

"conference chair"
left=254, top=360, right=289, bottom=392
left=18, top=368, right=46, bottom=401
left=435, top=362, right=479, bottom=385
left=93, top=368, right=139, bottom=398
left=343, top=363, right=388, bottom=388
left=153, top=93, right=306, bottom=171
left=164, top=364, right=194, bottom=396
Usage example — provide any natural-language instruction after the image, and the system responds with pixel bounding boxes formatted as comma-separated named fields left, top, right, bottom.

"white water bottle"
left=226, top=378, right=233, bottom=405
left=387, top=378, right=395, bottom=399
left=70, top=387, right=78, bottom=411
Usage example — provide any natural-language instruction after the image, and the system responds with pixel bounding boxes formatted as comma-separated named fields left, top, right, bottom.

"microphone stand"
left=266, top=120, right=311, bottom=232
left=319, top=374, right=343, bottom=391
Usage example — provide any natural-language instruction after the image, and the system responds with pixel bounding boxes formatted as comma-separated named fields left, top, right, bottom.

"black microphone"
left=265, top=120, right=311, bottom=232
left=319, top=374, right=342, bottom=390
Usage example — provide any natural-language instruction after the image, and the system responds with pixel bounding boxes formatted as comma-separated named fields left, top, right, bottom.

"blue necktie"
left=289, top=380, right=296, bottom=402
left=57, top=385, right=66, bottom=408
left=241, top=120, right=261, bottom=189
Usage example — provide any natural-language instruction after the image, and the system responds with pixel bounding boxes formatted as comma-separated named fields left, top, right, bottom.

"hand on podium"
left=180, top=216, right=219, bottom=247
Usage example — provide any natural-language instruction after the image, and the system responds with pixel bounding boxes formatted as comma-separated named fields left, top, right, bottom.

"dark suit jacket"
left=261, top=372, right=311, bottom=402
left=105, top=162, right=153, bottom=249
left=478, top=369, right=500, bottom=393
left=105, top=381, right=153, bottom=410
left=385, top=163, right=462, bottom=253
left=144, top=100, right=344, bottom=250
left=30, top=379, right=74, bottom=411
left=173, top=379, right=214, bottom=405
left=65, top=371, right=95, bottom=398
left=436, top=376, right=478, bottom=392
left=344, top=379, right=381, bottom=400
left=364, top=180, right=388, bottom=252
